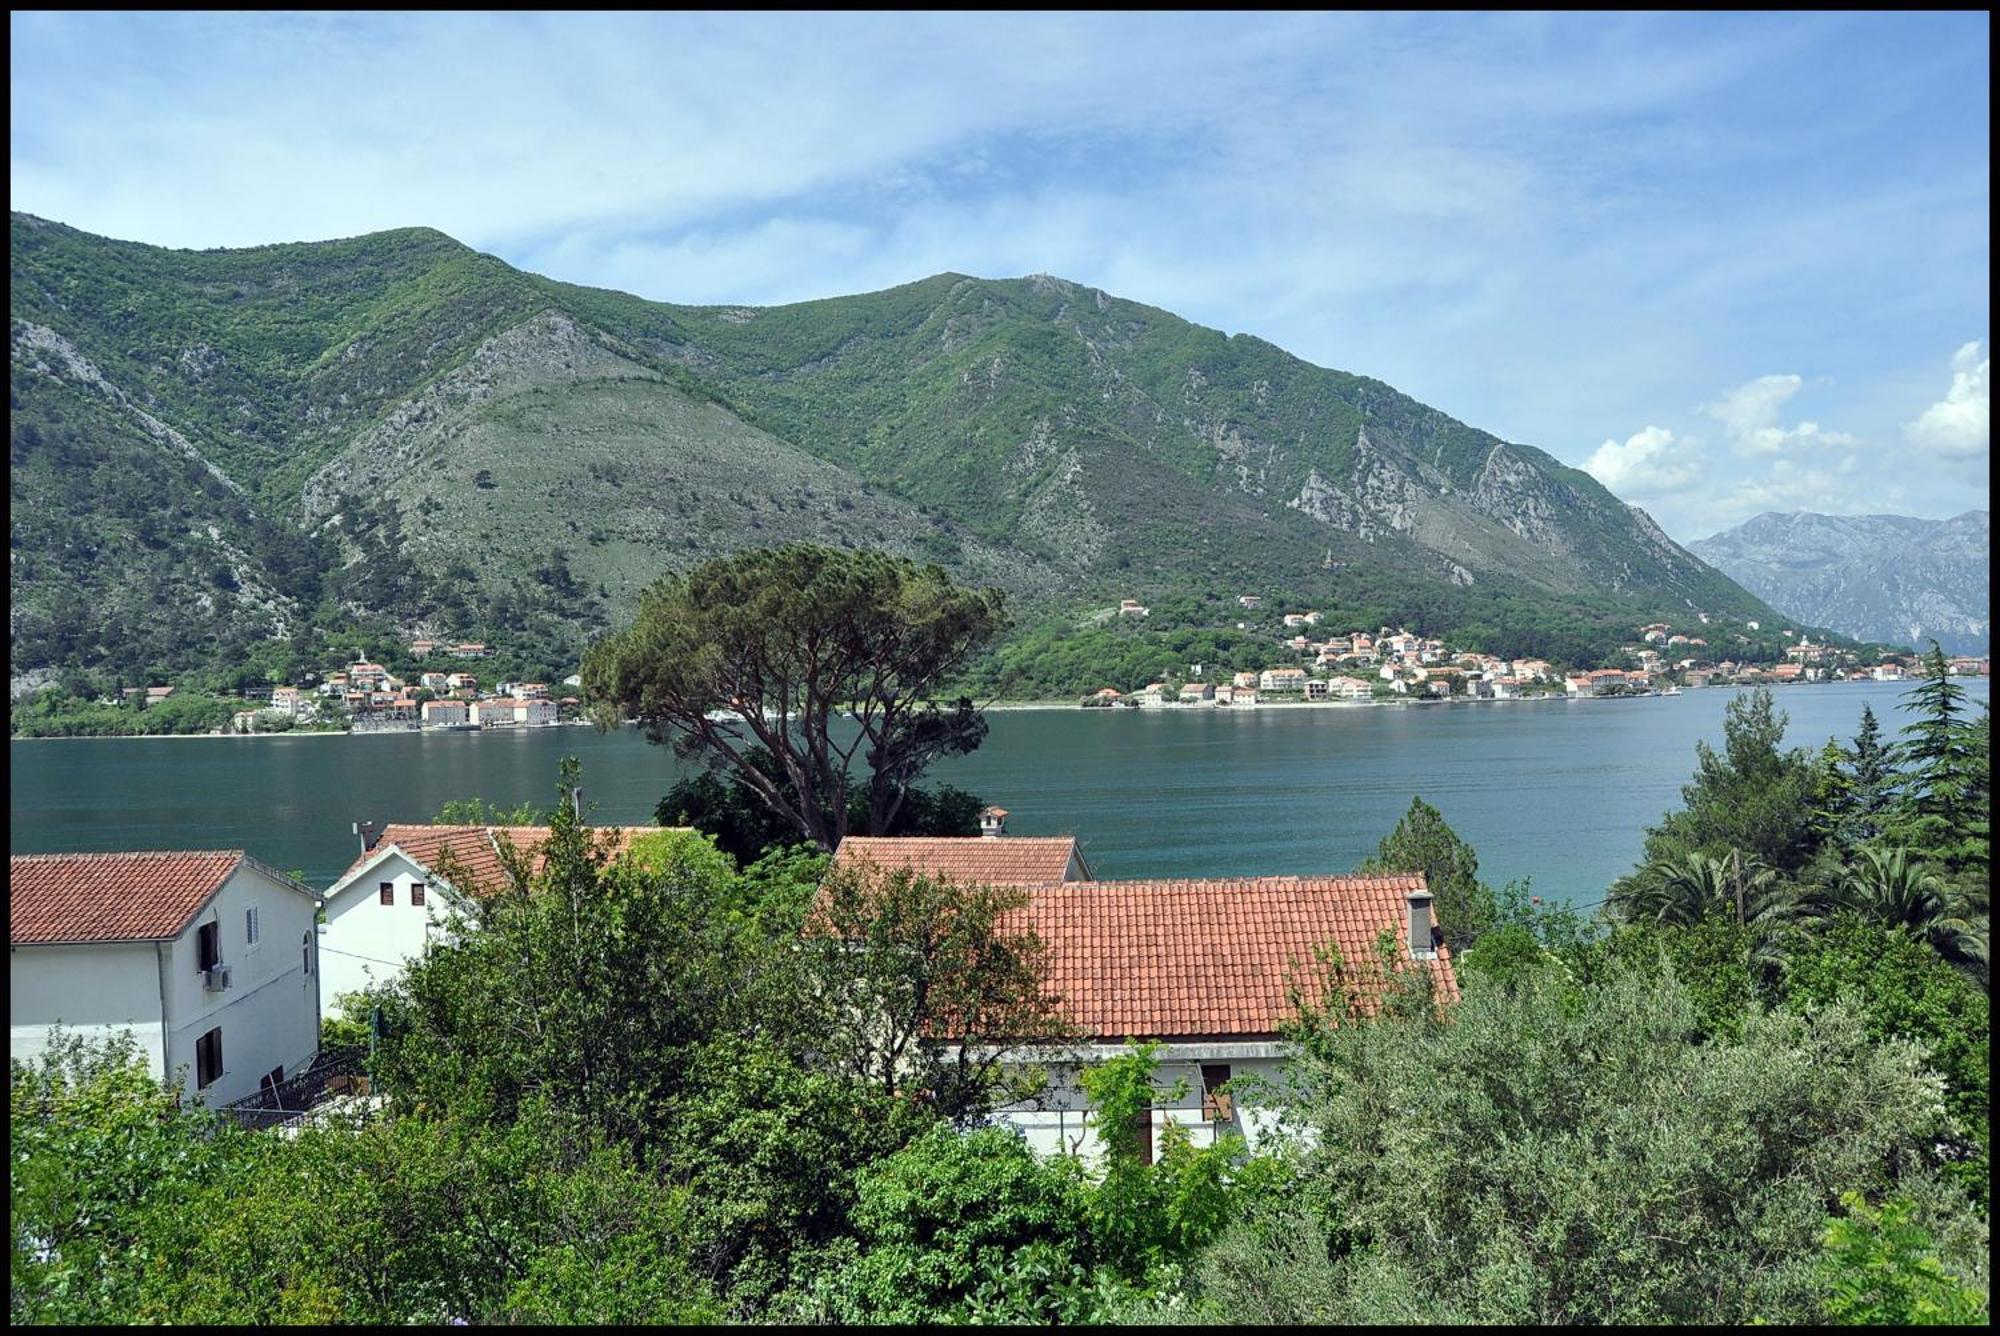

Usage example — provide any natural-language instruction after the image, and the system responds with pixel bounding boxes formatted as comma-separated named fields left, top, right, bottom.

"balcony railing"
left=215, top=1049, right=370, bottom=1131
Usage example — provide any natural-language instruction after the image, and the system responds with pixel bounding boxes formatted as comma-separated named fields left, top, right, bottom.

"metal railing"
left=215, top=1049, right=367, bottom=1130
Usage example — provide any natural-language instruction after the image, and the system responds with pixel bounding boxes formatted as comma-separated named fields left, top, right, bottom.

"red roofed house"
left=996, top=874, right=1452, bottom=1162
left=10, top=851, right=322, bottom=1107
left=830, top=826, right=1092, bottom=886
left=316, top=823, right=689, bottom=1014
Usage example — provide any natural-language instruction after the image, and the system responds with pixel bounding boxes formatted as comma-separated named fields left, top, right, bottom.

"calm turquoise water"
left=10, top=679, right=1985, bottom=905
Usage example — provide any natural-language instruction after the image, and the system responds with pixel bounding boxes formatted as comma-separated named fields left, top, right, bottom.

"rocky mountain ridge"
left=1689, top=510, right=1989, bottom=655
left=10, top=213, right=1796, bottom=684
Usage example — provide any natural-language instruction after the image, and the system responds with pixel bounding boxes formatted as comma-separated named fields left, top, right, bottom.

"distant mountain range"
left=1689, top=511, right=1989, bottom=656
left=10, top=213, right=1800, bottom=687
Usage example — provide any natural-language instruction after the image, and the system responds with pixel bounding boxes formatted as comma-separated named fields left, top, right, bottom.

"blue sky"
left=10, top=11, right=1989, bottom=540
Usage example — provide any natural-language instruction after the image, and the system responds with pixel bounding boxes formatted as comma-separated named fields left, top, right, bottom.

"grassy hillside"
left=10, top=214, right=1805, bottom=692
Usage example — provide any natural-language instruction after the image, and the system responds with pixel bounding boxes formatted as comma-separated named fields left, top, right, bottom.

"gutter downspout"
left=154, top=941, right=172, bottom=1087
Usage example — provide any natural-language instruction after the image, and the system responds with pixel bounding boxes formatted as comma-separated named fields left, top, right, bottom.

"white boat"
left=1662, top=685, right=1682, bottom=696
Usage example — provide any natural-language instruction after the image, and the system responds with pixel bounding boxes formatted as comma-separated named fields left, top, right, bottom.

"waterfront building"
left=10, top=851, right=321, bottom=1108
left=1259, top=667, right=1308, bottom=692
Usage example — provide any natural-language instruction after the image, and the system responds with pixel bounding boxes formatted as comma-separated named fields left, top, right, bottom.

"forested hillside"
left=10, top=213, right=1799, bottom=690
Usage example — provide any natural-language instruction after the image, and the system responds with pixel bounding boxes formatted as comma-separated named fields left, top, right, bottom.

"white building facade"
left=10, top=852, right=322, bottom=1108
left=317, top=824, right=668, bottom=1015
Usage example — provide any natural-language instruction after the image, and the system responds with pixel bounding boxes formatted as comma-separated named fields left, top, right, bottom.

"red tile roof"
left=10, top=851, right=248, bottom=944
left=1012, top=875, right=1456, bottom=1040
left=338, top=824, right=682, bottom=892
left=831, top=835, right=1085, bottom=886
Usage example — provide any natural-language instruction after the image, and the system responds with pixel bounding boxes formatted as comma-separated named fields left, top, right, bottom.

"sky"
left=10, top=11, right=1989, bottom=541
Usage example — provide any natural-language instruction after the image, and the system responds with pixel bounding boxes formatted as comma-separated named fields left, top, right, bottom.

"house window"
left=379, top=881, right=395, bottom=905
left=302, top=932, right=313, bottom=976
left=196, top=921, right=221, bottom=972
left=245, top=904, right=260, bottom=945
left=195, top=1027, right=223, bottom=1090
left=1201, top=1064, right=1234, bottom=1122
left=411, top=882, right=426, bottom=908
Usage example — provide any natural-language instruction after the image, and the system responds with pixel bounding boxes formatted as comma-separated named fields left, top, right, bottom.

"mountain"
left=10, top=213, right=1796, bottom=690
left=1688, top=511, right=1990, bottom=656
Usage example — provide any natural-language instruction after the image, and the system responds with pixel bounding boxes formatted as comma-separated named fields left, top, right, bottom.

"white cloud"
left=1585, top=425, right=1703, bottom=496
left=1701, top=373, right=1859, bottom=454
left=1903, top=339, right=1989, bottom=457
left=1704, top=373, right=1800, bottom=440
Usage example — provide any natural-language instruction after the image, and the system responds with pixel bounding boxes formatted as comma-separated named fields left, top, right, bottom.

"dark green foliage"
left=803, top=862, right=1075, bottom=1122
left=1359, top=795, right=1497, bottom=951
left=813, top=1123, right=1096, bottom=1323
left=670, top=1036, right=931, bottom=1315
left=586, top=544, right=1005, bottom=848
left=1783, top=914, right=1990, bottom=1211
left=1849, top=702, right=1897, bottom=840
left=377, top=763, right=751, bottom=1159
left=657, top=745, right=985, bottom=866
left=1632, top=686, right=1824, bottom=874
left=1882, top=643, right=1991, bottom=880
left=1192, top=961, right=1986, bottom=1324
left=10, top=686, right=240, bottom=736
left=1821, top=1191, right=1989, bottom=1325
left=12, top=212, right=1809, bottom=693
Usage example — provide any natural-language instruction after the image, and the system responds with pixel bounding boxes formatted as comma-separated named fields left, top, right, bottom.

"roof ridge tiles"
left=12, top=848, right=247, bottom=860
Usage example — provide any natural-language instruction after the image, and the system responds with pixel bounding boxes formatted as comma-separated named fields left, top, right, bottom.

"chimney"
left=979, top=805, right=1008, bottom=838
left=352, top=820, right=380, bottom=855
left=1405, top=885, right=1437, bottom=960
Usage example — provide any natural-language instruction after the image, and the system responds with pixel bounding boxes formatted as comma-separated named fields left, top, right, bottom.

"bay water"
left=10, top=679, right=1985, bottom=905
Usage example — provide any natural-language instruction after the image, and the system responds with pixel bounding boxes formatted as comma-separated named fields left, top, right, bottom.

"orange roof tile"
left=1010, top=875, right=1457, bottom=1039
left=339, top=824, right=680, bottom=892
left=10, top=850, right=248, bottom=944
left=831, top=835, right=1084, bottom=886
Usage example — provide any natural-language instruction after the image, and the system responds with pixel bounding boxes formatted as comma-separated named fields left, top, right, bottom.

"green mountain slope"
left=10, top=213, right=1794, bottom=690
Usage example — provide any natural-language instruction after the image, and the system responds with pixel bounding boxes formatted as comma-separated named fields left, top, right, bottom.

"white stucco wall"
left=989, top=1043, right=1294, bottom=1165
left=318, top=848, right=466, bottom=1016
left=10, top=941, right=167, bottom=1077
left=163, top=863, right=322, bottom=1105
left=12, top=861, right=320, bottom=1108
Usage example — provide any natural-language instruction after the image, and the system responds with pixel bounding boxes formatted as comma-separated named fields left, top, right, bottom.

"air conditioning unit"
left=203, top=964, right=232, bottom=991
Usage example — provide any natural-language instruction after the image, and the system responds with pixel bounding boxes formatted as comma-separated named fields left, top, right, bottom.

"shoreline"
left=16, top=678, right=1957, bottom=741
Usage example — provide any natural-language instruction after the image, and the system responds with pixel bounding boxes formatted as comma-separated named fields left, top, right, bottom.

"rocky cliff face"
left=11, top=212, right=1790, bottom=680
left=1689, top=511, right=1990, bottom=654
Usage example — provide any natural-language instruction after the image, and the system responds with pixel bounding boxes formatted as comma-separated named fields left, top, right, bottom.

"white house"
left=1259, top=667, right=1308, bottom=692
left=471, top=698, right=520, bottom=727
left=317, top=823, right=672, bottom=1014
left=514, top=698, right=558, bottom=726
left=10, top=851, right=322, bottom=1108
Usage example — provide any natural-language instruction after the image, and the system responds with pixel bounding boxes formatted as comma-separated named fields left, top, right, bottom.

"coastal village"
left=88, top=614, right=1994, bottom=738
left=1087, top=597, right=1991, bottom=709
left=103, top=639, right=589, bottom=735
